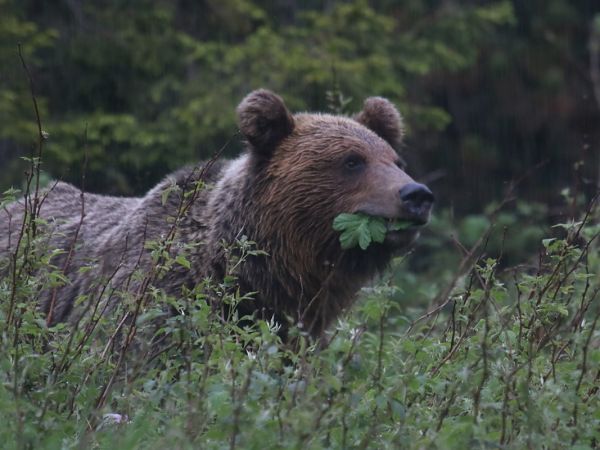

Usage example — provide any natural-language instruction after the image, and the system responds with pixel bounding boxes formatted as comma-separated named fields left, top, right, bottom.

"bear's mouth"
left=335, top=211, right=427, bottom=251
left=353, top=209, right=430, bottom=231
left=342, top=214, right=425, bottom=249
left=379, top=217, right=423, bottom=247
left=382, top=216, right=427, bottom=231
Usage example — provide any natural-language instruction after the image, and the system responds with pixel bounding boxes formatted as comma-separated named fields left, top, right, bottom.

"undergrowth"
left=0, top=59, right=598, bottom=449
left=0, top=169, right=599, bottom=450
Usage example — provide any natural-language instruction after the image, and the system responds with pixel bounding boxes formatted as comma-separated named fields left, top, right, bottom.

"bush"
left=1, top=163, right=598, bottom=449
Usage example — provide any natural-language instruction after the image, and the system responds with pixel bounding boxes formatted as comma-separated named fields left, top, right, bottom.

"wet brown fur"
left=0, top=89, right=424, bottom=340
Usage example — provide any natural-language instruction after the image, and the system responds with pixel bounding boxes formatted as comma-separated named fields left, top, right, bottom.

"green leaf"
left=334, top=213, right=372, bottom=250
left=388, top=220, right=413, bottom=231
left=339, top=228, right=359, bottom=250
left=332, top=213, right=364, bottom=231
left=357, top=221, right=371, bottom=250
left=175, top=254, right=191, bottom=269
left=333, top=213, right=415, bottom=250
left=368, top=218, right=387, bottom=243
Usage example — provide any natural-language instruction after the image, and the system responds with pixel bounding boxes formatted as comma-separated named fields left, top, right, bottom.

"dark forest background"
left=2, top=3, right=600, bottom=447
left=1, top=0, right=599, bottom=216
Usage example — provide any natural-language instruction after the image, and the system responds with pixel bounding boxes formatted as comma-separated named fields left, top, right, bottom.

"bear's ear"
left=237, top=89, right=295, bottom=157
left=354, top=97, right=404, bottom=149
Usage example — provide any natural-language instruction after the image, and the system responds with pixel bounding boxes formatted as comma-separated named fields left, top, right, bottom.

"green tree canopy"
left=0, top=0, right=598, bottom=210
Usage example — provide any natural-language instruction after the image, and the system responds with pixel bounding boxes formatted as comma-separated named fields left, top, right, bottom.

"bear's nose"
left=399, top=183, right=434, bottom=224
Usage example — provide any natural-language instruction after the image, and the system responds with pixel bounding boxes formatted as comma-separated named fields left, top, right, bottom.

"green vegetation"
left=1, top=0, right=598, bottom=208
left=333, top=213, right=413, bottom=250
left=1, top=168, right=599, bottom=449
left=1, top=1, right=599, bottom=449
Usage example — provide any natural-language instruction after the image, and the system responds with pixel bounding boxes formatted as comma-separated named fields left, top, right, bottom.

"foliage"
left=1, top=0, right=597, bottom=209
left=1, top=1, right=600, bottom=448
left=0, top=0, right=550, bottom=197
left=333, top=213, right=412, bottom=250
left=1, top=160, right=599, bottom=449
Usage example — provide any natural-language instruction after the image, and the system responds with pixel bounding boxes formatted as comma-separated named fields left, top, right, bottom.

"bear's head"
left=233, top=89, right=433, bottom=334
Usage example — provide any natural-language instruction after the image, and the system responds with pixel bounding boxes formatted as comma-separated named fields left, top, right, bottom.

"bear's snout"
left=399, top=182, right=434, bottom=225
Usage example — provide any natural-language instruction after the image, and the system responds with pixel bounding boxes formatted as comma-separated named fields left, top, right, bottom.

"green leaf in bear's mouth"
left=332, top=213, right=413, bottom=250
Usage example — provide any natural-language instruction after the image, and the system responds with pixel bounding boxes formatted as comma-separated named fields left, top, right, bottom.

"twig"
left=17, top=43, right=45, bottom=237
left=46, top=124, right=89, bottom=325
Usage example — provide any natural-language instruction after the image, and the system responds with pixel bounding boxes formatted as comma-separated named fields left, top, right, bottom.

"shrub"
left=1, top=166, right=598, bottom=449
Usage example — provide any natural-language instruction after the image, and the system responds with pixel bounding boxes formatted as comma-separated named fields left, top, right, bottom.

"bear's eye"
left=343, top=155, right=366, bottom=171
left=395, top=157, right=408, bottom=171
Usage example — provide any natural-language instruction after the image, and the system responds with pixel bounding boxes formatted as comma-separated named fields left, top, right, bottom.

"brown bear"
left=0, top=89, right=433, bottom=339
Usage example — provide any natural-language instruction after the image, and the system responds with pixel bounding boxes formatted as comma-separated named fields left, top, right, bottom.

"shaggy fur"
left=0, top=89, right=430, bottom=339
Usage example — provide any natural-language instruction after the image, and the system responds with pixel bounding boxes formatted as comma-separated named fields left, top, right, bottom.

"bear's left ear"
left=237, top=89, right=295, bottom=157
left=354, top=97, right=404, bottom=149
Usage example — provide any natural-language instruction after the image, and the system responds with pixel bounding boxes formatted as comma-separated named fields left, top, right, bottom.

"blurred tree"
left=0, top=0, right=57, bottom=183
left=0, top=0, right=597, bottom=210
left=422, top=0, right=600, bottom=214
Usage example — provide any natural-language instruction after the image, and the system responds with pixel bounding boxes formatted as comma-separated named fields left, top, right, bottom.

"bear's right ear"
left=237, top=89, right=295, bottom=157
left=354, top=97, right=404, bottom=149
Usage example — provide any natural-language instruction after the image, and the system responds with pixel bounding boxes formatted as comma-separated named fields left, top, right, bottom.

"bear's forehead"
left=290, top=113, right=397, bottom=159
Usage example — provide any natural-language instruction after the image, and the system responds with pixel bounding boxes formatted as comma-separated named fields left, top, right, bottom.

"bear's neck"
left=197, top=155, right=391, bottom=339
